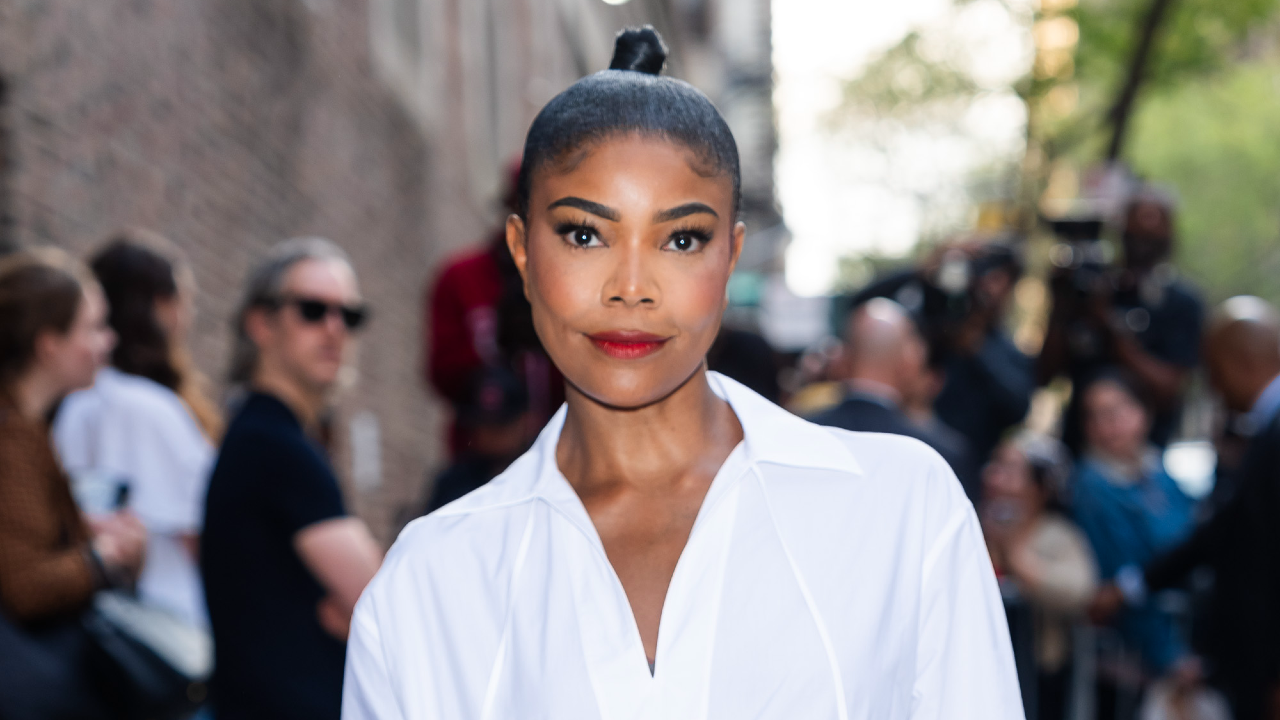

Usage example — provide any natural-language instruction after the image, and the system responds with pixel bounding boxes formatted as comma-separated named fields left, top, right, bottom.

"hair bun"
left=609, top=26, right=667, bottom=75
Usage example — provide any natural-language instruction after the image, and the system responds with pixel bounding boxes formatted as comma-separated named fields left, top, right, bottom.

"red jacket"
left=425, top=239, right=505, bottom=405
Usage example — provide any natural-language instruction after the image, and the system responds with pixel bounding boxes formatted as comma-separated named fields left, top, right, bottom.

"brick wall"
left=0, top=0, right=777, bottom=541
left=0, top=0, right=438, bottom=542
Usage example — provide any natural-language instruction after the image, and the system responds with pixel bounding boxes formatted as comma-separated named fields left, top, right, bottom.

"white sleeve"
left=55, top=386, right=212, bottom=533
left=343, top=596, right=408, bottom=720
left=126, top=406, right=213, bottom=533
left=911, top=504, right=1025, bottom=720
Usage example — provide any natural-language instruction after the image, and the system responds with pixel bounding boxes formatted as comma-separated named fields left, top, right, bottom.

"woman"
left=0, top=248, right=146, bottom=714
left=1072, top=372, right=1196, bottom=704
left=54, top=232, right=220, bottom=628
left=344, top=27, right=1021, bottom=719
left=982, top=432, right=1097, bottom=720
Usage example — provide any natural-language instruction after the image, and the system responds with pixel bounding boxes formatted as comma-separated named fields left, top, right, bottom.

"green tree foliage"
left=829, top=0, right=1280, bottom=307
left=1063, top=0, right=1280, bottom=157
left=1128, top=61, right=1280, bottom=306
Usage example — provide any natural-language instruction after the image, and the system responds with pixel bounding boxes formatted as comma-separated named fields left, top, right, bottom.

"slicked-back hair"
left=516, top=26, right=741, bottom=220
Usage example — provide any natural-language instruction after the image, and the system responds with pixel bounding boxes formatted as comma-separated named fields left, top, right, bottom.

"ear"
left=244, top=307, right=274, bottom=348
left=506, top=214, right=531, bottom=300
left=722, top=221, right=747, bottom=312
left=31, top=328, right=64, bottom=368
left=728, top=221, right=746, bottom=276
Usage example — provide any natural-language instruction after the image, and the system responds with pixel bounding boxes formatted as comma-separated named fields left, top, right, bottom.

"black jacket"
left=811, top=394, right=980, bottom=502
left=1145, top=413, right=1280, bottom=720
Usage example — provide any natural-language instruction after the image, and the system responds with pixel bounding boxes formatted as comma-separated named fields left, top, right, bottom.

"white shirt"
left=54, top=367, right=215, bottom=628
left=344, top=372, right=1023, bottom=720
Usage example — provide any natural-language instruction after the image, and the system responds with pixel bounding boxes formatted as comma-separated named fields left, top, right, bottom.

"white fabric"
left=344, top=372, right=1024, bottom=720
left=54, top=367, right=214, bottom=628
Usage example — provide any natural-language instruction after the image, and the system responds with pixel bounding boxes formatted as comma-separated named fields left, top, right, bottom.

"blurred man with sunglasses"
left=201, top=237, right=382, bottom=720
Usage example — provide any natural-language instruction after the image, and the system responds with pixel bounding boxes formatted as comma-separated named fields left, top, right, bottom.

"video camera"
left=846, top=239, right=1021, bottom=360
left=1044, top=217, right=1112, bottom=302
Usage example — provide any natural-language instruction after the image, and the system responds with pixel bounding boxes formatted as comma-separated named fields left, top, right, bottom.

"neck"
left=903, top=404, right=933, bottom=425
left=251, top=367, right=326, bottom=427
left=8, top=368, right=65, bottom=421
left=845, top=376, right=902, bottom=406
left=1093, top=445, right=1146, bottom=473
left=556, top=368, right=742, bottom=492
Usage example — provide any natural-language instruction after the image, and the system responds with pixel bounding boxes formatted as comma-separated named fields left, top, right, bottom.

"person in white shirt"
left=54, top=232, right=220, bottom=628
left=344, top=26, right=1023, bottom=720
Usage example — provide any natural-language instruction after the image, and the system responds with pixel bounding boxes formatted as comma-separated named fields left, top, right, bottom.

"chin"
left=568, top=362, right=702, bottom=411
left=306, top=369, right=342, bottom=392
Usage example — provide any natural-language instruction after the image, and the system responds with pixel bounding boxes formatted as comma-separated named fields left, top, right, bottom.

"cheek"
left=526, top=249, right=598, bottom=325
left=668, top=261, right=729, bottom=330
left=1123, top=408, right=1148, bottom=436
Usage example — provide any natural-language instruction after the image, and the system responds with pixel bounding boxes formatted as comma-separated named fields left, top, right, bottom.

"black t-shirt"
left=201, top=393, right=347, bottom=720
left=1064, top=275, right=1204, bottom=453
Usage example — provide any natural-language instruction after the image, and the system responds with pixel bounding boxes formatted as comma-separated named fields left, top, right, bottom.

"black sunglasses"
left=271, top=295, right=369, bottom=330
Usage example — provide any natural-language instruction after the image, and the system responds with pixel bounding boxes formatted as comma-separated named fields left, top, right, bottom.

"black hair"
left=1081, top=366, right=1153, bottom=416
left=91, top=235, right=181, bottom=390
left=1010, top=431, right=1073, bottom=511
left=515, top=26, right=741, bottom=220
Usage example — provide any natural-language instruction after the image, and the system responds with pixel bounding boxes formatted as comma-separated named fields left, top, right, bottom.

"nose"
left=602, top=242, right=659, bottom=309
left=323, top=309, right=349, bottom=338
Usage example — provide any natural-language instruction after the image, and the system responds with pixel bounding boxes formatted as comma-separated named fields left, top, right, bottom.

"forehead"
left=531, top=134, right=734, bottom=214
left=1084, top=380, right=1133, bottom=407
left=281, top=257, right=359, bottom=299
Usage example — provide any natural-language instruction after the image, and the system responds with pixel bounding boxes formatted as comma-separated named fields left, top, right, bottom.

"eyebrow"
left=547, top=197, right=621, bottom=222
left=653, top=202, right=718, bottom=223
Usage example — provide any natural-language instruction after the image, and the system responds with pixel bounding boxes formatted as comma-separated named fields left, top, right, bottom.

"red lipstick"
left=587, top=330, right=671, bottom=359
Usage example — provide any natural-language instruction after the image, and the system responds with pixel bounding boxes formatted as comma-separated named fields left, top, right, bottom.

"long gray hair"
left=227, top=237, right=352, bottom=385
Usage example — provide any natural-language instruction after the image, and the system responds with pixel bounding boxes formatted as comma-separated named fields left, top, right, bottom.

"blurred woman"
left=982, top=431, right=1097, bottom=720
left=54, top=230, right=220, bottom=628
left=0, top=248, right=146, bottom=714
left=1072, top=371, right=1196, bottom=712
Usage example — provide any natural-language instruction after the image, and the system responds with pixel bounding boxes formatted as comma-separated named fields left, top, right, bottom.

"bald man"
left=811, top=298, right=979, bottom=500
left=1101, top=296, right=1280, bottom=720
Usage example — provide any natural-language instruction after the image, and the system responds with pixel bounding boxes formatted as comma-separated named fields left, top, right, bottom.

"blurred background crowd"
left=0, top=0, right=1277, bottom=719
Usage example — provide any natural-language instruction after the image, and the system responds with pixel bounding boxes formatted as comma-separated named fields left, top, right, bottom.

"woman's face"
left=1083, top=380, right=1150, bottom=460
left=508, top=134, right=744, bottom=409
left=41, top=286, right=115, bottom=395
left=981, top=443, right=1044, bottom=529
left=982, top=443, right=1035, bottom=505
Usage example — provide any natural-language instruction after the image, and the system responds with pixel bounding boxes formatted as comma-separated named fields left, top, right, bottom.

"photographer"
left=931, top=241, right=1035, bottom=468
left=854, top=238, right=1034, bottom=470
left=1039, top=187, right=1204, bottom=455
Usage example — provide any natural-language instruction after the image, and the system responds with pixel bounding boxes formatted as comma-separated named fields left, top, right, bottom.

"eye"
left=663, top=231, right=709, bottom=253
left=559, top=225, right=604, bottom=248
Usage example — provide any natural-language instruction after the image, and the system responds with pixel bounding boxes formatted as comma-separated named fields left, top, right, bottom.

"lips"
left=587, top=330, right=671, bottom=360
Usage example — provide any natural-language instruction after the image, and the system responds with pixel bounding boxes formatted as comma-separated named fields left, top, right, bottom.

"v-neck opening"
left=567, top=441, right=747, bottom=677
left=547, top=438, right=749, bottom=706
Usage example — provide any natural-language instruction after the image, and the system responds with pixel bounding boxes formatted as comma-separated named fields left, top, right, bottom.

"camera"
left=1043, top=216, right=1118, bottom=363
left=847, top=238, right=1021, bottom=360
left=1045, top=217, right=1112, bottom=301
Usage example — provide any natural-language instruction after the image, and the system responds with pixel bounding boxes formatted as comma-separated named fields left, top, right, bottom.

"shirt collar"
left=710, top=371, right=863, bottom=475
left=1247, top=372, right=1280, bottom=431
left=441, top=371, right=864, bottom=516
